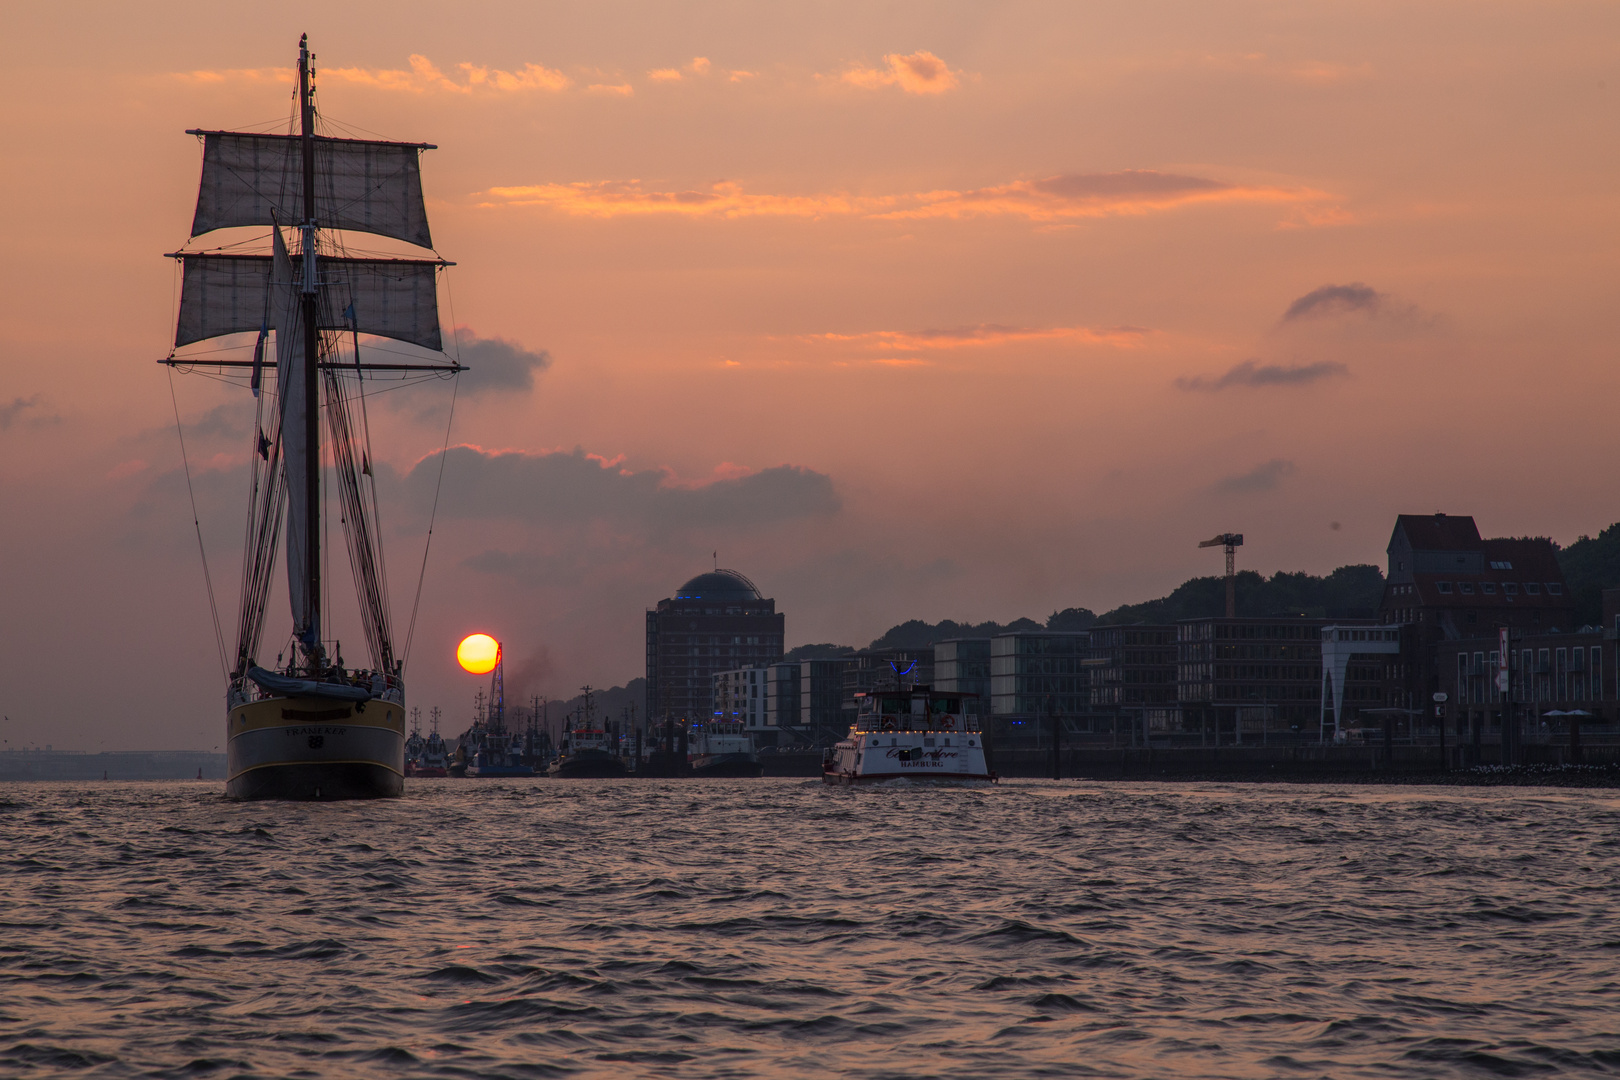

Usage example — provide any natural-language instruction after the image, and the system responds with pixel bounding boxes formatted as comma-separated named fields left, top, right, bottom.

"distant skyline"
left=3, top=2, right=1618, bottom=749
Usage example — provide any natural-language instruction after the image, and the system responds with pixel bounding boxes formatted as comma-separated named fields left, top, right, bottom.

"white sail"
left=271, top=227, right=315, bottom=644
left=174, top=253, right=443, bottom=350
left=190, top=132, right=433, bottom=248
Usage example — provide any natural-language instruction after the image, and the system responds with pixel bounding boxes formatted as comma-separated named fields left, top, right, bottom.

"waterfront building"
left=712, top=662, right=801, bottom=747
left=1380, top=513, right=1573, bottom=707
left=798, top=657, right=851, bottom=746
left=989, top=631, right=1091, bottom=717
left=1085, top=625, right=1178, bottom=729
left=934, top=638, right=991, bottom=704
left=645, top=570, right=784, bottom=724
left=1434, top=599, right=1615, bottom=736
left=1177, top=616, right=1395, bottom=739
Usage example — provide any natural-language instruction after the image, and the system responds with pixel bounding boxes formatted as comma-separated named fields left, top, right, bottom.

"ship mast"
left=298, top=34, right=323, bottom=675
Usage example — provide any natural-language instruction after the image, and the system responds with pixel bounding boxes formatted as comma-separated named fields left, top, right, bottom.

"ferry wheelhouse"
left=823, top=688, right=994, bottom=784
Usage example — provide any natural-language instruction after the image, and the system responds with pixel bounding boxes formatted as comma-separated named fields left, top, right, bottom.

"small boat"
left=462, top=686, right=534, bottom=778
left=688, top=720, right=762, bottom=777
left=823, top=687, right=994, bottom=784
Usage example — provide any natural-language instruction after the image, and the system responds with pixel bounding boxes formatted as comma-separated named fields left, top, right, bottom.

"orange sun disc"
left=457, top=633, right=500, bottom=674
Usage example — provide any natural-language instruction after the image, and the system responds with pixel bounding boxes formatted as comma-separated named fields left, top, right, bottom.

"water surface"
left=3, top=778, right=1618, bottom=1078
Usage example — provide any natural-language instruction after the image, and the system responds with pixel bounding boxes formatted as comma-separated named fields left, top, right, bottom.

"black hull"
left=550, top=758, right=629, bottom=779
left=226, top=761, right=402, bottom=801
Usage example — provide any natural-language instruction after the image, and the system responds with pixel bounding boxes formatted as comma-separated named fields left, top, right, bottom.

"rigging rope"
left=166, top=367, right=229, bottom=680
left=402, top=364, right=458, bottom=670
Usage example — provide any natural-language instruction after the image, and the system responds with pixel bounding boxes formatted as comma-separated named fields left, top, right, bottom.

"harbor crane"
left=1199, top=533, right=1244, bottom=618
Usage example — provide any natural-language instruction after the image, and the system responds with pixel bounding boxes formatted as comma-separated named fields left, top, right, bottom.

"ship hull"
left=549, top=753, right=629, bottom=779
left=690, top=752, right=763, bottom=778
left=226, top=694, right=404, bottom=800
left=466, top=763, right=535, bottom=777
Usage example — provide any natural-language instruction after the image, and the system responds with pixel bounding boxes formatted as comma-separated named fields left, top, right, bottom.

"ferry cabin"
left=824, top=688, right=995, bottom=783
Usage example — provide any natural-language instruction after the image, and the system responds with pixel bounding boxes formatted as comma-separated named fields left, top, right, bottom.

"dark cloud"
left=407, top=445, right=840, bottom=529
left=1177, top=359, right=1348, bottom=391
left=448, top=327, right=552, bottom=393
left=0, top=395, right=59, bottom=430
left=1282, top=283, right=1382, bottom=321
left=1216, top=459, right=1295, bottom=493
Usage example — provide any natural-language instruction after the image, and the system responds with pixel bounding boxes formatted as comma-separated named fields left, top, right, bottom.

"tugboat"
left=403, top=708, right=428, bottom=776
left=409, top=706, right=449, bottom=778
left=165, top=37, right=462, bottom=800
left=688, top=719, right=763, bottom=777
left=823, top=687, right=994, bottom=784
left=548, top=687, right=628, bottom=778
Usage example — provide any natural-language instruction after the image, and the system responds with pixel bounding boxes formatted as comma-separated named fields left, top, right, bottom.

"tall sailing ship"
left=163, top=37, right=462, bottom=799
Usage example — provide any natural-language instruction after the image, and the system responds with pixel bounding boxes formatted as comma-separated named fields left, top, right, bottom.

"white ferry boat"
left=823, top=688, right=994, bottom=784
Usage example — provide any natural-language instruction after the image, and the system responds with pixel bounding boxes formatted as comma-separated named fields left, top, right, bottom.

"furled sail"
left=271, top=227, right=315, bottom=646
left=174, top=253, right=443, bottom=350
left=190, top=131, right=433, bottom=248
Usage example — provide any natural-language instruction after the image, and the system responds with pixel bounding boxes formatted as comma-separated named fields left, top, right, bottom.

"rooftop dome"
left=674, top=569, right=762, bottom=602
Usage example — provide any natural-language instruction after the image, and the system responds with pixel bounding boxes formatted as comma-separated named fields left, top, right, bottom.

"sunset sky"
left=2, top=2, right=1617, bottom=749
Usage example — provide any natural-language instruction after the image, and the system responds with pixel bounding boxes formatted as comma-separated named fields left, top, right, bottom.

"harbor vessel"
left=688, top=720, right=763, bottom=777
left=823, top=688, right=995, bottom=784
left=163, top=37, right=462, bottom=799
left=548, top=688, right=628, bottom=778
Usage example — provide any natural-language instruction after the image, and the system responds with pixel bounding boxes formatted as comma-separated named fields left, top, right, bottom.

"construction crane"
left=1199, top=533, right=1244, bottom=618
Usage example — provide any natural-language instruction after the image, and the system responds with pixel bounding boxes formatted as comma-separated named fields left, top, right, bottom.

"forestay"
left=190, top=132, right=433, bottom=248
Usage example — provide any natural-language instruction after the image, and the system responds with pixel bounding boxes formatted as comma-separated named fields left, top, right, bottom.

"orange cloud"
left=480, top=171, right=1335, bottom=225
left=804, top=324, right=1151, bottom=351
left=178, top=55, right=570, bottom=94
left=480, top=180, right=892, bottom=218
left=648, top=58, right=711, bottom=82
left=841, top=51, right=959, bottom=94
left=587, top=83, right=635, bottom=96
left=172, top=67, right=293, bottom=85
left=883, top=171, right=1326, bottom=221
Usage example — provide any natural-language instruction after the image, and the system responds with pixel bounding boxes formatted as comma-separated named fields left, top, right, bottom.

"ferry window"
left=881, top=697, right=905, bottom=714
left=968, top=739, right=976, bottom=746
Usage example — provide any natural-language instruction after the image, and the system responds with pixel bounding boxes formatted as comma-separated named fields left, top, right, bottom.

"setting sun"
left=456, top=633, right=501, bottom=674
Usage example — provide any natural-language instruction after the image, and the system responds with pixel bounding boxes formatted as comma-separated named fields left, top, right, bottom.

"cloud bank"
left=407, top=446, right=840, bottom=529
left=177, top=55, right=571, bottom=94
left=1177, top=359, right=1348, bottom=391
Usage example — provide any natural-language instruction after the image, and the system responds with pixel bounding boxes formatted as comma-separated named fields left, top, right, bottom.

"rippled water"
left=4, top=779, right=1620, bottom=1078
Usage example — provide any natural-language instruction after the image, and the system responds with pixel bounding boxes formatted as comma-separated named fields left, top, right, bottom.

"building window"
left=1436, top=582, right=1454, bottom=594
left=1481, top=583, right=1497, bottom=595
left=1594, top=647, right=1603, bottom=700
left=1504, top=583, right=1518, bottom=595
left=1459, top=582, right=1476, bottom=595
left=1547, top=583, right=1564, bottom=595
left=1525, top=583, right=1542, bottom=595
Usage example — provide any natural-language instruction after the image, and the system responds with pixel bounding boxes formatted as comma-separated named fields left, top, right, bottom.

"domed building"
left=645, top=569, right=784, bottom=723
